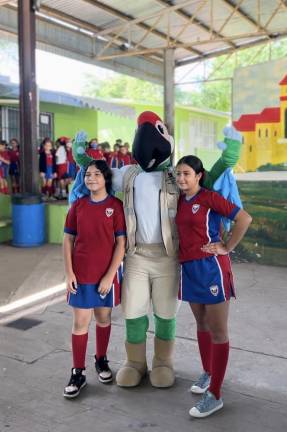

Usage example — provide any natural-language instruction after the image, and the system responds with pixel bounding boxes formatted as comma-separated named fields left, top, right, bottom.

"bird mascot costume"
left=70, top=111, right=242, bottom=388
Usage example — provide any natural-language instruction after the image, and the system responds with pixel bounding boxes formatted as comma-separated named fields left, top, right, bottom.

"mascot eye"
left=155, top=120, right=168, bottom=137
left=155, top=120, right=171, bottom=145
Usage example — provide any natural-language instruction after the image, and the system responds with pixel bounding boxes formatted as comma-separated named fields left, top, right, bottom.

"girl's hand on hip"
left=98, top=275, right=113, bottom=296
left=66, top=273, right=77, bottom=294
left=201, top=242, right=228, bottom=256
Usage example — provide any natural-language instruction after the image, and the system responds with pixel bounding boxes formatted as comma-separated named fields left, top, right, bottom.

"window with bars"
left=0, top=106, right=54, bottom=143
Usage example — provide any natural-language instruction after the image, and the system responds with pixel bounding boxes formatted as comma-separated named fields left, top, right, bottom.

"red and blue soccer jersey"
left=176, top=188, right=240, bottom=304
left=176, top=188, right=240, bottom=263
left=64, top=195, right=126, bottom=285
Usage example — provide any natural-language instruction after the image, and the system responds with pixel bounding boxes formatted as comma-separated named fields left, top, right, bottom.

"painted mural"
left=233, top=58, right=287, bottom=172
left=232, top=180, right=287, bottom=267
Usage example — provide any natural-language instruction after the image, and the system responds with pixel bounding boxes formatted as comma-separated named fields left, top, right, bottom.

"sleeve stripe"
left=64, top=227, right=77, bottom=235
left=115, top=230, right=126, bottom=237
left=228, top=206, right=241, bottom=220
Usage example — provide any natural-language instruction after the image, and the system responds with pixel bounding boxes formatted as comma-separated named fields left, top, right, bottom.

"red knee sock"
left=209, top=341, right=229, bottom=399
left=96, top=324, right=111, bottom=359
left=197, top=330, right=212, bottom=375
left=72, top=333, right=88, bottom=369
left=47, top=185, right=53, bottom=196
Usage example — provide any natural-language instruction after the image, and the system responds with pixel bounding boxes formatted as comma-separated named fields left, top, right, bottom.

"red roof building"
left=233, top=107, right=280, bottom=132
left=279, top=74, right=287, bottom=85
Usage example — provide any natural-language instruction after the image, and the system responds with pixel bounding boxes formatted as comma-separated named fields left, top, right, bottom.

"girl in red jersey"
left=9, top=138, right=20, bottom=193
left=55, top=137, right=69, bottom=199
left=63, top=160, right=126, bottom=399
left=86, top=138, right=105, bottom=161
left=175, top=155, right=252, bottom=418
left=39, top=138, right=57, bottom=198
left=0, top=140, right=10, bottom=194
left=66, top=139, right=77, bottom=182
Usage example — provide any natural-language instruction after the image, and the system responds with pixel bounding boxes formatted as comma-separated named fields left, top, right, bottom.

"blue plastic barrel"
left=12, top=194, right=46, bottom=247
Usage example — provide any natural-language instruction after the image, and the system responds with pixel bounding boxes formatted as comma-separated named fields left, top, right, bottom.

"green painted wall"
left=0, top=194, right=12, bottom=243
left=40, top=103, right=98, bottom=140
left=97, top=111, right=135, bottom=145
left=174, top=106, right=228, bottom=170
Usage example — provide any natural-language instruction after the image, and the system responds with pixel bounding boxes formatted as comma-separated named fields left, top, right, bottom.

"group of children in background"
left=39, top=136, right=76, bottom=200
left=0, top=138, right=20, bottom=195
left=86, top=138, right=136, bottom=168
left=0, top=135, right=134, bottom=198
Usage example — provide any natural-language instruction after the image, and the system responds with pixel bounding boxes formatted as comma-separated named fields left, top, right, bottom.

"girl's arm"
left=63, top=233, right=77, bottom=294
left=98, top=235, right=126, bottom=295
left=201, top=209, right=252, bottom=255
left=0, top=155, right=10, bottom=164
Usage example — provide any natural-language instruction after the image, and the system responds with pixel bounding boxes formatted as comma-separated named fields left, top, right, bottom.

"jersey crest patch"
left=192, top=204, right=200, bottom=214
left=105, top=208, right=114, bottom=217
left=210, top=285, right=219, bottom=296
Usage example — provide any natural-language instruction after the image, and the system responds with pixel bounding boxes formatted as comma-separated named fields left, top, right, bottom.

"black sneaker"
left=63, top=368, right=87, bottom=399
left=95, top=355, right=113, bottom=383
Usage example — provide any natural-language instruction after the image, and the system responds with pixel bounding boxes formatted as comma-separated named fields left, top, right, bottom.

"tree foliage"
left=84, top=39, right=287, bottom=112
left=176, top=38, right=287, bottom=112
left=83, top=73, right=163, bottom=104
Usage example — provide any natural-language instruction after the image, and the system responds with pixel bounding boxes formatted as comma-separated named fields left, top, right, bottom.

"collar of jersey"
left=88, top=194, right=110, bottom=205
left=184, top=188, right=203, bottom=202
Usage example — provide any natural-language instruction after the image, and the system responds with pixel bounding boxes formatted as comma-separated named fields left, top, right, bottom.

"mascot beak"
left=132, top=111, right=173, bottom=172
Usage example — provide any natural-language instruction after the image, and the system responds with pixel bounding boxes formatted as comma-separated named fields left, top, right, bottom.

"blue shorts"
left=179, top=255, right=235, bottom=304
left=9, top=162, right=20, bottom=177
left=45, top=166, right=53, bottom=180
left=67, top=265, right=123, bottom=309
left=67, top=162, right=77, bottom=179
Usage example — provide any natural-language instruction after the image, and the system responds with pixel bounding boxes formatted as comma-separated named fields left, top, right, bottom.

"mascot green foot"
left=116, top=341, right=147, bottom=387
left=149, top=337, right=175, bottom=388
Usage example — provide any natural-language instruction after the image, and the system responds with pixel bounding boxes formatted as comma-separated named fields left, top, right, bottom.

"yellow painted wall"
left=280, top=99, right=287, bottom=139
left=239, top=131, right=256, bottom=171
left=240, top=119, right=287, bottom=172
left=255, top=123, right=273, bottom=168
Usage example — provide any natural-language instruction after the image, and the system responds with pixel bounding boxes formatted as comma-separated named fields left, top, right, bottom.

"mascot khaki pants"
left=121, top=244, right=180, bottom=328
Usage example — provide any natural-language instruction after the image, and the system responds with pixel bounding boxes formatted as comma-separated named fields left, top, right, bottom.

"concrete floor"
left=0, top=244, right=286, bottom=432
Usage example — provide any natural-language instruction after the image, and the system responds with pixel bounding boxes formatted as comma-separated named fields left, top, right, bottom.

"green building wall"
left=40, top=102, right=98, bottom=140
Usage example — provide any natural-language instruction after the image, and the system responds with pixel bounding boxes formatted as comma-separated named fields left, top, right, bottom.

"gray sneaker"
left=189, top=391, right=223, bottom=418
left=190, top=371, right=211, bottom=394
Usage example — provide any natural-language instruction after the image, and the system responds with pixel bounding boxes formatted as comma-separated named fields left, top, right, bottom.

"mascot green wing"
left=72, top=131, right=93, bottom=168
left=203, top=126, right=242, bottom=190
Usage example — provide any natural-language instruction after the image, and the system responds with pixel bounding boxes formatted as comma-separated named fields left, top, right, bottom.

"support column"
left=163, top=48, right=175, bottom=161
left=18, top=0, right=38, bottom=194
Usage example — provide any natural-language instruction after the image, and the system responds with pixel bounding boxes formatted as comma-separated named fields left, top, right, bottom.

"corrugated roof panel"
left=240, top=0, right=282, bottom=23
left=100, top=0, right=163, bottom=19
left=174, top=47, right=197, bottom=61
left=265, top=13, right=287, bottom=33
left=5, top=0, right=287, bottom=70
left=41, top=0, right=118, bottom=29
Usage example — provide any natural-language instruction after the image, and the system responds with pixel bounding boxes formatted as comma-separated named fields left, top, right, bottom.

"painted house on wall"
left=233, top=74, right=287, bottom=172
